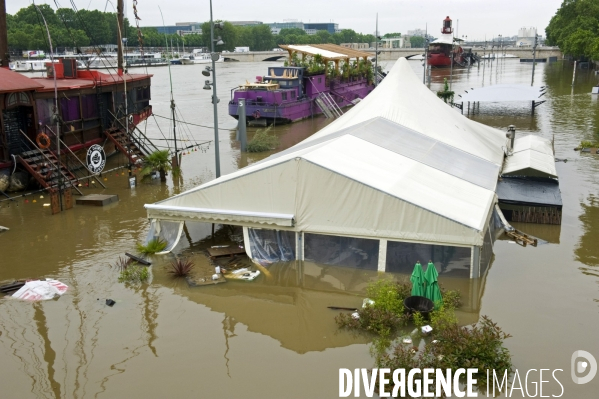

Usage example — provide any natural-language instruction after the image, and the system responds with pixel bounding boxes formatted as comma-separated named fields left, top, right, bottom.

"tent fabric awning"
left=145, top=204, right=295, bottom=227
left=459, top=84, right=546, bottom=103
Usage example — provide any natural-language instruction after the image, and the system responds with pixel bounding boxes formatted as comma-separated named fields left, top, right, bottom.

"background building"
left=517, top=27, right=537, bottom=47
left=304, top=22, right=339, bottom=35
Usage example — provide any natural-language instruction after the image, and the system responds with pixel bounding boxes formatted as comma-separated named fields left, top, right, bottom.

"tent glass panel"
left=385, top=241, right=471, bottom=276
left=304, top=233, right=379, bottom=270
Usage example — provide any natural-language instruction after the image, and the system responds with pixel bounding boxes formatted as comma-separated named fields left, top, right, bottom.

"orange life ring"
left=36, top=133, right=51, bottom=149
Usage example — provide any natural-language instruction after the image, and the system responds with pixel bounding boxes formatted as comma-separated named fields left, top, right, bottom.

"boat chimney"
left=506, top=125, right=516, bottom=152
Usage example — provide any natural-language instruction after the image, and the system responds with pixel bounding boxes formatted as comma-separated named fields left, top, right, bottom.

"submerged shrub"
left=118, top=265, right=149, bottom=284
left=246, top=127, right=279, bottom=152
left=168, top=258, right=194, bottom=277
left=377, top=316, right=512, bottom=388
left=136, top=238, right=167, bottom=255
left=336, top=279, right=411, bottom=338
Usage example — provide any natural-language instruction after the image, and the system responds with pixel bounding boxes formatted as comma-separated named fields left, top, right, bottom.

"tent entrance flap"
left=144, top=204, right=294, bottom=227
left=145, top=219, right=184, bottom=254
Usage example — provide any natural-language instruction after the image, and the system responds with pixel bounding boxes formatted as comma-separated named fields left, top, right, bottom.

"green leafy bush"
left=580, top=140, right=599, bottom=149
left=247, top=127, right=279, bottom=153
left=376, top=316, right=512, bottom=389
left=437, top=78, right=455, bottom=104
left=136, top=238, right=167, bottom=255
left=118, top=265, right=150, bottom=284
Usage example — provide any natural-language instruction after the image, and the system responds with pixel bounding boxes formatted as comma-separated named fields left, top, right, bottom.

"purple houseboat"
left=228, top=44, right=375, bottom=125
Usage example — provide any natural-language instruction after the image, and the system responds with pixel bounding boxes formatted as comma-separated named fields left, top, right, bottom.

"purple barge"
left=228, top=44, right=375, bottom=125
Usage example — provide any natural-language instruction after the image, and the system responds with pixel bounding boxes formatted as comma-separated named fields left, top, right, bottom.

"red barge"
left=427, top=16, right=478, bottom=68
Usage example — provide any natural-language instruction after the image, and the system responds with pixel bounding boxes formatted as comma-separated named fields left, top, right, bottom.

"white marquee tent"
left=145, top=58, right=512, bottom=278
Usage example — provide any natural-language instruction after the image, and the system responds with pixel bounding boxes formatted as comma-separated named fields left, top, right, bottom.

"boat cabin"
left=1, top=58, right=155, bottom=193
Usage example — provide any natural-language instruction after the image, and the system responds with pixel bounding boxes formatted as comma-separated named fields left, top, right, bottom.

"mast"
left=375, top=13, right=378, bottom=87
left=0, top=0, right=9, bottom=68
left=117, top=0, right=124, bottom=76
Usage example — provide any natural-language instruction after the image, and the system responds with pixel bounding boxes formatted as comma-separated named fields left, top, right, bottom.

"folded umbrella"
left=410, top=261, right=426, bottom=297
left=424, top=261, right=443, bottom=309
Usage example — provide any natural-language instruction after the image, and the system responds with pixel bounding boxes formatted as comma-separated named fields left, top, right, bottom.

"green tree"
left=410, top=36, right=425, bottom=48
left=383, top=32, right=401, bottom=38
left=546, top=0, right=599, bottom=59
left=201, top=21, right=237, bottom=52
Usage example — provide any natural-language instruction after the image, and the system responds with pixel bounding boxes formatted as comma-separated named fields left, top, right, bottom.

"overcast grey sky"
left=7, top=0, right=563, bottom=39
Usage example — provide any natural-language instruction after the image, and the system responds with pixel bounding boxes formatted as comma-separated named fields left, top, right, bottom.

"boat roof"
left=431, top=34, right=454, bottom=46
left=0, top=68, right=44, bottom=93
left=279, top=44, right=371, bottom=60
left=31, top=70, right=152, bottom=92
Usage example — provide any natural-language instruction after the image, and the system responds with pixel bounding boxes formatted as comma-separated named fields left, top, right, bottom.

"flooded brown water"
left=1, top=58, right=599, bottom=398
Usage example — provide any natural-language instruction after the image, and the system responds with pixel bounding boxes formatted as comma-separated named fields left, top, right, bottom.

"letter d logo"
left=571, top=350, right=597, bottom=384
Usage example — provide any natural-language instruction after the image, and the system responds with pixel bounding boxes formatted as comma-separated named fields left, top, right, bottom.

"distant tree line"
left=546, top=0, right=599, bottom=59
left=7, top=5, right=376, bottom=54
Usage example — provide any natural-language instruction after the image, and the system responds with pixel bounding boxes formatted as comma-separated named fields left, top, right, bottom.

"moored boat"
left=228, top=44, right=375, bottom=125
left=427, top=16, right=478, bottom=68
left=0, top=58, right=156, bottom=195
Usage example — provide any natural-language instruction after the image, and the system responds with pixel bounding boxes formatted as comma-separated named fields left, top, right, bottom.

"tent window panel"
left=248, top=228, right=295, bottom=266
left=304, top=233, right=379, bottom=270
left=385, top=241, right=471, bottom=276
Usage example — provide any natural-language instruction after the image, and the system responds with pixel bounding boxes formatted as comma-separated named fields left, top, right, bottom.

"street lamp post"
left=203, top=0, right=224, bottom=178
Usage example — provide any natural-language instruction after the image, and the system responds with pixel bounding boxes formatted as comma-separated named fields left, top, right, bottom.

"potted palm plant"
left=140, top=150, right=172, bottom=182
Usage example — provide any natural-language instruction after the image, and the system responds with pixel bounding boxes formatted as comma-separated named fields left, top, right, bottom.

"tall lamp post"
left=202, top=0, right=224, bottom=178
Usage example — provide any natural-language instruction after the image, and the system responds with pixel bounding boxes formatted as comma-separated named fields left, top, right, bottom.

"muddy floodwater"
left=1, top=58, right=599, bottom=398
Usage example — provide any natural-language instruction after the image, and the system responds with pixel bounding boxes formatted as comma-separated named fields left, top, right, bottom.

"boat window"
left=290, top=91, right=296, bottom=99
left=60, top=96, right=81, bottom=122
left=318, top=77, right=322, bottom=83
left=81, top=95, right=98, bottom=119
left=282, top=92, right=287, bottom=101
left=5, top=92, right=31, bottom=108
left=35, top=98, right=54, bottom=127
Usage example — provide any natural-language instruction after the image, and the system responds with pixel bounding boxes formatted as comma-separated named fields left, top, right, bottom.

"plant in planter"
left=168, top=257, right=195, bottom=277
left=140, top=150, right=172, bottom=182
left=437, top=78, right=455, bottom=104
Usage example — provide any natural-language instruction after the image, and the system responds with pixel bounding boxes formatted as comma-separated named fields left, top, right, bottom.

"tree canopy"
left=545, top=0, right=599, bottom=59
left=7, top=5, right=375, bottom=53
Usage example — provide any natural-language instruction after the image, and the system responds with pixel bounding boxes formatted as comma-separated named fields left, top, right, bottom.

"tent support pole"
left=470, top=246, right=481, bottom=279
left=377, top=239, right=387, bottom=272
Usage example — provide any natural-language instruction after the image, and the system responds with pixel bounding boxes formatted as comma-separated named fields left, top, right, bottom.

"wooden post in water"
left=572, top=61, right=577, bottom=86
left=0, top=0, right=9, bottom=68
left=117, top=0, right=124, bottom=76
left=238, top=99, right=247, bottom=152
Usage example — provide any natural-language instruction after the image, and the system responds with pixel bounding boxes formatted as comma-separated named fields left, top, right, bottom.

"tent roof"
left=459, top=84, right=546, bottom=103
left=146, top=58, right=506, bottom=246
left=502, top=134, right=557, bottom=178
left=303, top=58, right=507, bottom=166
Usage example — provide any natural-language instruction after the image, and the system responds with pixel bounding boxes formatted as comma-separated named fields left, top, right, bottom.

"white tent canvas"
left=146, top=58, right=508, bottom=276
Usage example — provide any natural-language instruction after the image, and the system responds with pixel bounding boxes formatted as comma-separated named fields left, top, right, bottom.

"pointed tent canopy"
left=145, top=58, right=506, bottom=247
left=303, top=58, right=507, bottom=166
